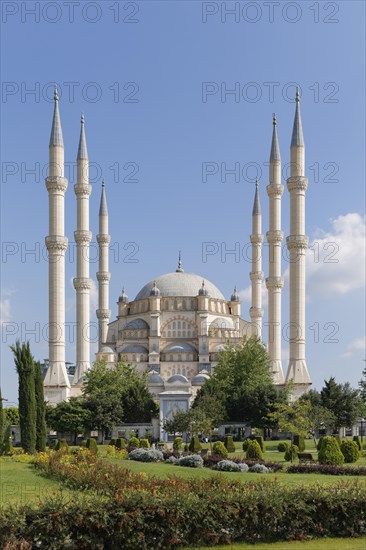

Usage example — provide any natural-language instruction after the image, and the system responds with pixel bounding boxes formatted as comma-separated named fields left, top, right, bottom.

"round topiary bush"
left=176, top=454, right=203, bottom=468
left=293, top=435, right=305, bottom=452
left=128, top=448, right=163, bottom=462
left=317, top=437, right=325, bottom=451
left=284, top=444, right=299, bottom=462
left=340, top=440, right=360, bottom=463
left=278, top=441, right=290, bottom=453
left=212, top=441, right=228, bottom=458
left=115, top=438, right=126, bottom=450
left=55, top=439, right=69, bottom=452
left=245, top=440, right=263, bottom=461
left=173, top=437, right=183, bottom=451
left=318, top=436, right=344, bottom=465
left=255, top=436, right=265, bottom=452
left=129, top=437, right=140, bottom=448
left=139, top=439, right=150, bottom=448
left=242, top=439, right=250, bottom=452
left=188, top=436, right=202, bottom=453
left=224, top=436, right=236, bottom=453
left=86, top=438, right=98, bottom=454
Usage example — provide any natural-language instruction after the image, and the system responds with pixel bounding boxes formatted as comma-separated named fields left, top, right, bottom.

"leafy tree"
left=10, top=341, right=36, bottom=453
left=47, top=398, right=91, bottom=444
left=359, top=365, right=366, bottom=403
left=321, top=377, right=363, bottom=430
left=191, top=392, right=226, bottom=447
left=299, top=389, right=336, bottom=444
left=34, top=361, right=47, bottom=452
left=269, top=400, right=311, bottom=462
left=162, top=409, right=191, bottom=436
left=4, top=407, right=19, bottom=426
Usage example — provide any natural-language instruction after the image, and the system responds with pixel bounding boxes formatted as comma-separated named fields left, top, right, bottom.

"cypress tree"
left=34, top=361, right=47, bottom=452
left=0, top=388, right=5, bottom=454
left=10, top=341, right=36, bottom=454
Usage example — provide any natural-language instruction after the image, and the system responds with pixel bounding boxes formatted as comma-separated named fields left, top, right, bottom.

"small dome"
left=121, top=344, right=149, bottom=354
left=119, top=287, right=128, bottom=303
left=150, top=280, right=161, bottom=296
left=99, top=346, right=115, bottom=354
left=167, top=374, right=189, bottom=384
left=163, top=342, right=197, bottom=353
left=124, top=319, right=149, bottom=330
left=191, top=373, right=210, bottom=386
left=231, top=286, right=240, bottom=302
left=198, top=280, right=209, bottom=296
left=148, top=370, right=164, bottom=385
left=210, top=317, right=235, bottom=330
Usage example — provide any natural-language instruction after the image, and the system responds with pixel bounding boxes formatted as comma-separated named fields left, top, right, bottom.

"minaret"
left=96, top=179, right=111, bottom=350
left=43, top=88, right=70, bottom=402
left=249, top=178, right=264, bottom=338
left=285, top=89, right=311, bottom=393
left=73, top=114, right=92, bottom=384
left=266, top=114, right=285, bottom=384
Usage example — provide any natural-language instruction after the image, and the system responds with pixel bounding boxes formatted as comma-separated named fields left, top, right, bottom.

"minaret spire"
left=43, top=88, right=70, bottom=403
left=286, top=90, right=311, bottom=395
left=249, top=177, right=264, bottom=338
left=97, top=179, right=111, bottom=350
left=73, top=113, right=92, bottom=384
left=266, top=114, right=285, bottom=384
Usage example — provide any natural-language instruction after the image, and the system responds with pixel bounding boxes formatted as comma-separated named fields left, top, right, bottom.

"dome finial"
left=54, top=86, right=59, bottom=102
left=296, top=86, right=300, bottom=103
left=176, top=251, right=184, bottom=272
left=102, top=177, right=105, bottom=188
left=273, top=112, right=276, bottom=126
left=231, top=286, right=239, bottom=302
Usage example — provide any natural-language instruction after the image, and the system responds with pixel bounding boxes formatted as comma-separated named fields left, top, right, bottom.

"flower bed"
left=2, top=454, right=366, bottom=548
left=287, top=463, right=366, bottom=476
left=202, top=454, right=283, bottom=472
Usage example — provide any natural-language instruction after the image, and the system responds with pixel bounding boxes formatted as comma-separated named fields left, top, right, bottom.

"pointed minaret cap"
left=291, top=87, right=304, bottom=147
left=270, top=113, right=281, bottom=161
left=49, top=86, right=64, bottom=147
left=99, top=178, right=108, bottom=216
left=77, top=112, right=88, bottom=160
left=252, top=178, right=261, bottom=216
left=176, top=251, right=184, bottom=273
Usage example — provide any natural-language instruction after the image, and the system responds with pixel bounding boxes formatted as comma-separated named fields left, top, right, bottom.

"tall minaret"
left=96, top=179, right=111, bottom=350
left=73, top=114, right=92, bottom=384
left=285, top=89, right=311, bottom=393
left=249, top=178, right=264, bottom=338
left=266, top=114, right=285, bottom=384
left=43, top=88, right=70, bottom=403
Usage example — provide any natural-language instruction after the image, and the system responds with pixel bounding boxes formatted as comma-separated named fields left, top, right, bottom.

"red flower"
left=129, top=513, right=134, bottom=517
left=118, top=489, right=123, bottom=493
left=51, top=513, right=57, bottom=517
left=119, top=498, right=124, bottom=502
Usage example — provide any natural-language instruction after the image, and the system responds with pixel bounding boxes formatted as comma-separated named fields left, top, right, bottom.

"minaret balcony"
left=96, top=271, right=111, bottom=282
left=96, top=308, right=111, bottom=319
left=266, top=230, right=284, bottom=243
left=249, top=307, right=264, bottom=319
left=74, top=230, right=92, bottom=244
left=286, top=235, right=308, bottom=250
left=286, top=176, right=308, bottom=193
left=46, top=176, right=68, bottom=194
left=74, top=183, right=92, bottom=197
left=250, top=234, right=264, bottom=244
left=45, top=235, right=68, bottom=254
left=97, top=234, right=111, bottom=245
left=266, top=184, right=284, bottom=197
left=250, top=271, right=264, bottom=282
left=265, top=276, right=284, bottom=289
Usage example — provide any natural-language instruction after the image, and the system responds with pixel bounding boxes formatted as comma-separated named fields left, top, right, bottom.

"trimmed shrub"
left=224, top=436, right=235, bottom=453
left=188, top=436, right=202, bottom=453
left=317, top=437, right=325, bottom=451
left=115, top=449, right=128, bottom=460
left=80, top=440, right=87, bottom=448
left=183, top=443, right=189, bottom=452
left=245, top=440, right=263, bottom=461
left=293, top=435, right=305, bottom=452
left=139, top=438, right=150, bottom=448
left=249, top=463, right=271, bottom=474
left=49, top=439, right=57, bottom=450
left=334, top=434, right=342, bottom=446
left=318, top=436, right=344, bottom=465
left=129, top=437, right=140, bottom=448
left=353, top=435, right=362, bottom=451
left=54, top=439, right=68, bottom=452
left=173, top=437, right=183, bottom=452
left=157, top=441, right=168, bottom=450
left=216, top=460, right=249, bottom=472
left=340, top=440, right=360, bottom=463
left=128, top=448, right=163, bottom=462
left=242, top=439, right=250, bottom=452
left=284, top=444, right=299, bottom=462
left=278, top=441, right=290, bottom=453
left=85, top=438, right=97, bottom=454
left=166, top=455, right=177, bottom=464
left=176, top=454, right=203, bottom=468
left=255, top=436, right=264, bottom=452
left=115, top=438, right=126, bottom=450
left=212, top=441, right=228, bottom=458
left=109, top=438, right=117, bottom=447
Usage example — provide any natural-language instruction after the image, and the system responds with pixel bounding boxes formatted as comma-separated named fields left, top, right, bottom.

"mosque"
left=43, top=88, right=312, bottom=432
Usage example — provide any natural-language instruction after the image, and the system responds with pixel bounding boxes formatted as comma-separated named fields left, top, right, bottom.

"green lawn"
left=190, top=537, right=366, bottom=550
left=106, top=457, right=366, bottom=485
left=0, top=459, right=70, bottom=505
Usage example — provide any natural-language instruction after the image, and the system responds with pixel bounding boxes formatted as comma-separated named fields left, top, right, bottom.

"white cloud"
left=306, top=213, right=366, bottom=297
left=0, top=299, right=11, bottom=326
left=341, top=336, right=366, bottom=359
left=89, top=279, right=98, bottom=313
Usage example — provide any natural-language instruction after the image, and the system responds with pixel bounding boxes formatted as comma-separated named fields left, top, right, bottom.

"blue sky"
left=1, top=0, right=365, bottom=405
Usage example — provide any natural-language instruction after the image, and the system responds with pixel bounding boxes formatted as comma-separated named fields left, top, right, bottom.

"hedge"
left=2, top=465, right=366, bottom=548
left=287, top=463, right=366, bottom=476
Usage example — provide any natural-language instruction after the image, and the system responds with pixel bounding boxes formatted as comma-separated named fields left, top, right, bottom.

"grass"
left=105, top=457, right=366, bottom=485
left=0, top=459, right=70, bottom=505
left=190, top=537, right=366, bottom=549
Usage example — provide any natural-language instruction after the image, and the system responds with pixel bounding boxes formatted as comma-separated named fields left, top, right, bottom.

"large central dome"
left=135, top=272, right=225, bottom=301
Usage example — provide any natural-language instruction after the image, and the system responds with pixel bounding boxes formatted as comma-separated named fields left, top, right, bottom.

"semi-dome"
left=120, top=344, right=149, bottom=354
left=148, top=370, right=164, bottom=385
left=99, top=346, right=115, bottom=354
left=167, top=374, right=189, bottom=384
left=162, top=342, right=197, bottom=353
left=135, top=272, right=224, bottom=301
left=124, top=319, right=149, bottom=330
left=191, top=373, right=210, bottom=386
